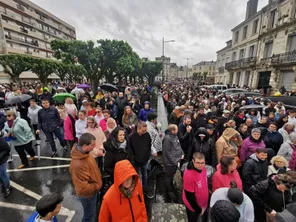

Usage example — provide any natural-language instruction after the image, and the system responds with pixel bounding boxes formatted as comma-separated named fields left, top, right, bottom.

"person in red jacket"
left=99, top=159, right=147, bottom=222
left=212, top=156, right=242, bottom=192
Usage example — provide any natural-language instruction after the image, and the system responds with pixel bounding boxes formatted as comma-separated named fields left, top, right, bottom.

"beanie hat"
left=227, top=188, right=244, bottom=205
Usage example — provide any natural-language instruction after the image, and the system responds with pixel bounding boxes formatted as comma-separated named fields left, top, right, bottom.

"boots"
left=3, top=187, right=12, bottom=198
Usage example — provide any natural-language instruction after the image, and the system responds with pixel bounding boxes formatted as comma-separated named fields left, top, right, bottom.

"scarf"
left=7, top=120, right=14, bottom=128
left=117, top=140, right=127, bottom=150
left=289, top=144, right=296, bottom=170
left=119, top=177, right=136, bottom=199
left=238, top=113, right=245, bottom=119
left=249, top=135, right=262, bottom=143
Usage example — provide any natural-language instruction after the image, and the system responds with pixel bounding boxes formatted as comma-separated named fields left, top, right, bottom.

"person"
left=275, top=202, right=296, bottom=222
left=268, top=155, right=289, bottom=176
left=122, top=106, right=138, bottom=135
left=169, top=106, right=182, bottom=125
left=216, top=128, right=242, bottom=163
left=99, top=110, right=111, bottom=132
left=63, top=112, right=77, bottom=151
left=288, top=109, right=296, bottom=128
left=279, top=122, right=295, bottom=143
left=94, top=107, right=104, bottom=125
left=187, top=127, right=216, bottom=167
left=278, top=132, right=296, bottom=170
left=104, top=118, right=117, bottom=140
left=37, top=98, right=66, bottom=157
left=70, top=133, right=102, bottom=222
left=217, top=110, right=231, bottom=135
left=242, top=148, right=268, bottom=196
left=116, top=92, right=128, bottom=126
left=75, top=110, right=87, bottom=140
left=104, top=127, right=134, bottom=181
left=85, top=116, right=106, bottom=171
left=3, top=110, right=35, bottom=169
left=264, top=122, right=283, bottom=154
left=0, top=136, right=12, bottom=197
left=255, top=116, right=269, bottom=128
left=233, top=110, right=246, bottom=128
left=138, top=101, right=154, bottom=122
left=210, top=200, right=240, bottom=222
left=212, top=156, right=242, bottom=192
left=249, top=173, right=294, bottom=222
left=210, top=181, right=254, bottom=222
left=27, top=99, right=42, bottom=140
left=146, top=113, right=162, bottom=154
left=100, top=93, right=111, bottom=110
left=178, top=116, right=194, bottom=161
left=162, top=124, right=184, bottom=202
left=192, top=107, right=209, bottom=129
left=99, top=160, right=148, bottom=222
left=27, top=193, right=63, bottom=222
left=276, top=114, right=288, bottom=130
left=240, top=128, right=266, bottom=163
left=64, top=97, right=77, bottom=116
left=238, top=123, right=249, bottom=140
left=182, top=152, right=209, bottom=222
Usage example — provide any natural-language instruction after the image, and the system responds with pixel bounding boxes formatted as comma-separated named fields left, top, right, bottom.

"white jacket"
left=27, top=105, right=42, bottom=125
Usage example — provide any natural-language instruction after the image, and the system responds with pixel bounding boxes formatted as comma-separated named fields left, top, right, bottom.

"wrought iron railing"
left=271, top=50, right=296, bottom=65
left=225, top=57, right=257, bottom=70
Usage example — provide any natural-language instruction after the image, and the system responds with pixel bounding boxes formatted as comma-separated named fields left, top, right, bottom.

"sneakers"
left=51, top=151, right=57, bottom=158
left=7, top=157, right=13, bottom=163
left=17, top=164, right=28, bottom=169
left=3, top=187, right=12, bottom=198
left=29, top=156, right=35, bottom=161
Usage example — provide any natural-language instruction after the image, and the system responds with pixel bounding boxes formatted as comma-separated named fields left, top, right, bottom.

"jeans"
left=44, top=128, right=66, bottom=152
left=78, top=193, right=97, bottom=222
left=14, top=141, right=35, bottom=165
left=136, top=162, right=149, bottom=189
left=164, top=165, right=177, bottom=193
left=0, top=162, right=10, bottom=190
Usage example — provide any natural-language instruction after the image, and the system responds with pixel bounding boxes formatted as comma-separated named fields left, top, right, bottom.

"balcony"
left=6, top=47, right=25, bottom=54
left=225, top=57, right=257, bottom=71
left=271, top=50, right=296, bottom=66
left=218, top=67, right=225, bottom=73
left=6, top=35, right=39, bottom=47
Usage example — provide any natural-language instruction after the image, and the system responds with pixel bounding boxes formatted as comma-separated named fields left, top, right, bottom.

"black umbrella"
left=100, top=83, right=118, bottom=92
left=5, top=94, right=32, bottom=105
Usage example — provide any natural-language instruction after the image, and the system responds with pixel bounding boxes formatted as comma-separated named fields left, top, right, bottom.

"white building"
left=216, top=40, right=232, bottom=84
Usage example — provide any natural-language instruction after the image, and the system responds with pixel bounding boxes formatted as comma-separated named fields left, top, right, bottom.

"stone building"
left=155, top=56, right=171, bottom=82
left=192, top=61, right=216, bottom=83
left=0, top=0, right=76, bottom=82
left=216, top=40, right=232, bottom=84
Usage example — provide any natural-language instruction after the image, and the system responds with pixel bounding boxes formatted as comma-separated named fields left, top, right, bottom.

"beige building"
left=216, top=40, right=232, bottom=84
left=155, top=56, right=171, bottom=81
left=0, top=0, right=76, bottom=82
left=192, top=61, right=216, bottom=83
left=226, top=0, right=261, bottom=87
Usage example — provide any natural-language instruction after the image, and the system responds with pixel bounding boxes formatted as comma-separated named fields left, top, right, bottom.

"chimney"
left=245, top=0, right=258, bottom=20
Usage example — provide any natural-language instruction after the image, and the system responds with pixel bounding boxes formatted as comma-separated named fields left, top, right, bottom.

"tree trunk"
left=11, top=75, right=21, bottom=86
left=39, top=75, right=48, bottom=85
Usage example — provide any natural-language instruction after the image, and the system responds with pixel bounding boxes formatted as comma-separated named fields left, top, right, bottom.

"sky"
left=31, top=0, right=269, bottom=66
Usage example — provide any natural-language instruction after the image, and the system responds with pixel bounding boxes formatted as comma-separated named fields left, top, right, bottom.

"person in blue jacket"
left=27, top=193, right=63, bottom=222
left=138, top=101, right=154, bottom=122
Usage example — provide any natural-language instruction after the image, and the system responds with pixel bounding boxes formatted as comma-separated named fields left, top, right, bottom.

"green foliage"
left=0, top=54, right=33, bottom=83
left=142, top=61, right=163, bottom=85
left=31, top=58, right=57, bottom=84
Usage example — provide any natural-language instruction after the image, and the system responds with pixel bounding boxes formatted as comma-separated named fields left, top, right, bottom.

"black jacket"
left=103, top=139, right=134, bottom=179
left=0, top=137, right=10, bottom=165
left=38, top=107, right=61, bottom=132
left=116, top=97, right=128, bottom=112
left=178, top=123, right=194, bottom=156
left=249, top=176, right=291, bottom=214
left=264, top=131, right=284, bottom=153
left=210, top=200, right=240, bottom=222
left=0, top=112, right=6, bottom=130
left=233, top=115, right=246, bottom=128
left=187, top=128, right=216, bottom=167
left=192, top=114, right=208, bottom=129
left=129, top=132, right=151, bottom=166
left=100, top=98, right=111, bottom=110
left=242, top=153, right=268, bottom=195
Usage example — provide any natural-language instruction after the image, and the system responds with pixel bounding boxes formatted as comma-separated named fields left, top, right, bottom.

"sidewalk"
left=157, top=93, right=168, bottom=132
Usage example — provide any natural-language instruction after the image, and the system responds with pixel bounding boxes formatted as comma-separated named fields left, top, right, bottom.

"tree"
left=142, top=61, right=163, bottom=85
left=69, top=65, right=87, bottom=82
left=54, top=62, right=70, bottom=81
left=31, top=58, right=57, bottom=84
left=0, top=54, right=33, bottom=84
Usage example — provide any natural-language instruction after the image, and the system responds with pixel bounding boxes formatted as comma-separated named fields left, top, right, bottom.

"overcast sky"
left=31, top=0, right=268, bottom=66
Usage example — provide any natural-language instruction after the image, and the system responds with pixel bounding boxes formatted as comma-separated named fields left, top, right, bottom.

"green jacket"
left=3, top=117, right=34, bottom=146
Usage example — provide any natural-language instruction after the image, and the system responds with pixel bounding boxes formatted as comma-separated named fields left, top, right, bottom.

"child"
left=27, top=193, right=63, bottom=222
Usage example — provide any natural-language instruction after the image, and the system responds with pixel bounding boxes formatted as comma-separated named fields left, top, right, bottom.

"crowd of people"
left=1, top=80, right=296, bottom=222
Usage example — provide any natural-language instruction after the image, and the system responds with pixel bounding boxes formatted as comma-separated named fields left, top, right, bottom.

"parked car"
left=231, top=92, right=261, bottom=98
left=222, top=88, right=248, bottom=95
left=207, top=85, right=228, bottom=92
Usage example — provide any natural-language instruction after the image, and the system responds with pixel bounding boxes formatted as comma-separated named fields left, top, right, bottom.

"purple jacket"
left=240, top=137, right=266, bottom=162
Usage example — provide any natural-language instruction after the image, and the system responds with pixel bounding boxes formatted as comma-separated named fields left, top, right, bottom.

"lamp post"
left=161, top=37, right=175, bottom=83
left=183, top=58, right=194, bottom=78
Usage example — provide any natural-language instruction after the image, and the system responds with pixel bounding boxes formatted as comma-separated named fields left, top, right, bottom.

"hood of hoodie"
left=71, top=144, right=89, bottom=160
left=222, top=128, right=239, bottom=141
left=114, top=160, right=139, bottom=193
left=194, top=127, right=209, bottom=141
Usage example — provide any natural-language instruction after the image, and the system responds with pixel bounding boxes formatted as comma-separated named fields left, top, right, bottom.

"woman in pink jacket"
left=64, top=113, right=77, bottom=151
left=240, top=128, right=266, bottom=163
left=212, top=156, right=242, bottom=192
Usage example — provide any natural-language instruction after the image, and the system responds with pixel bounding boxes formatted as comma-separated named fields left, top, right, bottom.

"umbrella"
left=5, top=94, right=32, bottom=105
left=239, top=104, right=264, bottom=110
left=71, top=88, right=84, bottom=94
left=53, top=93, right=76, bottom=102
left=77, top=84, right=90, bottom=89
left=100, top=83, right=118, bottom=92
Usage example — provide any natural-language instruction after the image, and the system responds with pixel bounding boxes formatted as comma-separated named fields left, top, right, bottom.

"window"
left=270, top=9, right=276, bottom=28
left=249, top=45, right=255, bottom=57
left=288, top=35, right=296, bottom=52
left=243, top=26, right=248, bottom=39
left=235, top=31, right=239, bottom=43
left=264, top=42, right=273, bottom=58
left=239, top=49, right=245, bottom=59
left=253, top=19, right=259, bottom=34
left=232, top=51, right=237, bottom=61
left=209, top=66, right=211, bottom=70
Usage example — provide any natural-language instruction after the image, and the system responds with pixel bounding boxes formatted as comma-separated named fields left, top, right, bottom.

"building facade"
left=0, top=0, right=76, bottom=82
left=216, top=40, right=232, bottom=84
left=192, top=61, right=216, bottom=83
left=155, top=56, right=171, bottom=82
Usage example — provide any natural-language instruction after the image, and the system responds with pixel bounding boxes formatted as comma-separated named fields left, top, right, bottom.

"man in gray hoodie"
left=162, top=124, right=184, bottom=202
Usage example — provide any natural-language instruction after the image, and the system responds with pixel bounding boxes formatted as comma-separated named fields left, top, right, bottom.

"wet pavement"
left=0, top=93, right=187, bottom=222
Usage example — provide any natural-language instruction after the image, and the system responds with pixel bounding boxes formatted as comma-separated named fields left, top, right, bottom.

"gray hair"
left=284, top=123, right=295, bottom=130
left=251, top=128, right=261, bottom=134
left=290, top=132, right=296, bottom=142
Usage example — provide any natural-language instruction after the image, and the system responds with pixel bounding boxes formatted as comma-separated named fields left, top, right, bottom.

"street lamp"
left=162, top=37, right=175, bottom=57
left=183, top=58, right=194, bottom=78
